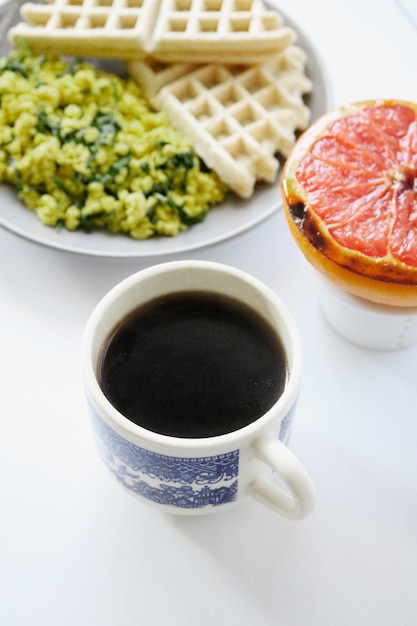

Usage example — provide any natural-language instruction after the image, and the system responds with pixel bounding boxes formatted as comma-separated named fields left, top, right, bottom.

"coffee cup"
left=82, top=260, right=315, bottom=519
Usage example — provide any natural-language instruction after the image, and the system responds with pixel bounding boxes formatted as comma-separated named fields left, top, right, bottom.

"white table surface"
left=1, top=1, right=417, bottom=625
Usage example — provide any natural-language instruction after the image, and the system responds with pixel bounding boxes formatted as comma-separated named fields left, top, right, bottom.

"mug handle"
left=250, top=435, right=315, bottom=520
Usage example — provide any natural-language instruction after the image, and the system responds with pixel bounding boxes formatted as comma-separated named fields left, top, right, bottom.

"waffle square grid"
left=9, top=0, right=295, bottom=63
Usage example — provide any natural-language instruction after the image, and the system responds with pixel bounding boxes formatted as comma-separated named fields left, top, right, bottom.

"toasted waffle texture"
left=9, top=0, right=155, bottom=59
left=9, top=0, right=295, bottom=63
left=129, top=46, right=312, bottom=198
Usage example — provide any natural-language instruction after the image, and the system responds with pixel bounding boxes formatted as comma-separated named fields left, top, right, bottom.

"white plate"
left=0, top=4, right=330, bottom=258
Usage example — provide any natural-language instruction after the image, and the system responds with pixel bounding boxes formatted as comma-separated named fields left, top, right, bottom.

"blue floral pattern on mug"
left=90, top=408, right=239, bottom=509
left=279, top=402, right=296, bottom=444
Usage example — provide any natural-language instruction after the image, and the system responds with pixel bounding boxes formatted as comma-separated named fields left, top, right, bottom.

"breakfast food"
left=149, top=0, right=295, bottom=64
left=9, top=0, right=296, bottom=64
left=9, top=0, right=153, bottom=60
left=280, top=99, right=417, bottom=307
left=129, top=45, right=312, bottom=198
left=0, top=46, right=227, bottom=239
left=2, top=0, right=315, bottom=238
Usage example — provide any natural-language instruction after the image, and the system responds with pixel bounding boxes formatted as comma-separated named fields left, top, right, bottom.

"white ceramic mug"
left=82, top=260, right=315, bottom=519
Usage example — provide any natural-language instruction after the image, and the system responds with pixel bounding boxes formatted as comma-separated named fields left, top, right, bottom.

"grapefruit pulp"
left=280, top=99, right=417, bottom=306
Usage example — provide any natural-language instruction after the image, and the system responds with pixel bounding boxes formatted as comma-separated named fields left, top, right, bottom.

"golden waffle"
left=8, top=0, right=295, bottom=63
left=149, top=0, right=295, bottom=64
left=129, top=45, right=312, bottom=198
left=9, top=0, right=156, bottom=59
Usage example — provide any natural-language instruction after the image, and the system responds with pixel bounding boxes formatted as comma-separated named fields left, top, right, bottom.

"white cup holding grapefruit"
left=317, top=277, right=417, bottom=350
left=281, top=98, right=417, bottom=350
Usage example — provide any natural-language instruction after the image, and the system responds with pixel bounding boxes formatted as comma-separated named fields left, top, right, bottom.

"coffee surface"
left=99, top=291, right=287, bottom=438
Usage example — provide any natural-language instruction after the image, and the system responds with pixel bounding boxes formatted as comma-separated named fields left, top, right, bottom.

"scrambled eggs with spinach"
left=0, top=45, right=227, bottom=238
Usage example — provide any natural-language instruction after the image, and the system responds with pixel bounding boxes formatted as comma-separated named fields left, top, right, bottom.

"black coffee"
left=98, top=291, right=288, bottom=438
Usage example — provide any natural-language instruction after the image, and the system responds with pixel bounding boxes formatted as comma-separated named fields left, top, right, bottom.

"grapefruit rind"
left=281, top=99, right=417, bottom=307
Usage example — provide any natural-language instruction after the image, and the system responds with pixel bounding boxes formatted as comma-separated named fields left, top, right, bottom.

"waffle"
left=149, top=0, right=295, bottom=64
left=129, top=59, right=197, bottom=104
left=129, top=45, right=312, bottom=198
left=8, top=0, right=296, bottom=64
left=8, top=0, right=156, bottom=59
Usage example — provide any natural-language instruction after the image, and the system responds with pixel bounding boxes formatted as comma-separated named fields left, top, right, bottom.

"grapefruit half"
left=280, top=99, right=417, bottom=307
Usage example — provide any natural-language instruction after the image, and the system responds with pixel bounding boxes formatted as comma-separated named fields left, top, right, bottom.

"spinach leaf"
left=91, top=112, right=121, bottom=146
left=158, top=151, right=195, bottom=171
left=57, top=58, right=83, bottom=77
left=0, top=57, right=29, bottom=79
left=52, top=176, right=87, bottom=209
left=37, top=110, right=61, bottom=137
left=178, top=206, right=207, bottom=226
